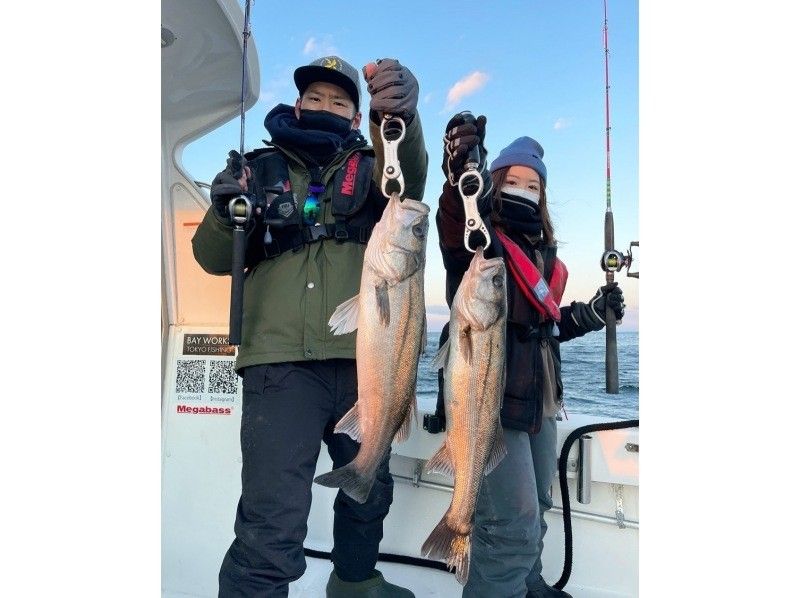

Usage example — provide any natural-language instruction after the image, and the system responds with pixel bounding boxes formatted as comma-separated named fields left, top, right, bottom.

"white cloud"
left=445, top=71, right=489, bottom=110
left=554, top=117, right=572, bottom=130
left=257, top=68, right=294, bottom=106
left=302, top=35, right=338, bottom=58
left=424, top=92, right=434, bottom=104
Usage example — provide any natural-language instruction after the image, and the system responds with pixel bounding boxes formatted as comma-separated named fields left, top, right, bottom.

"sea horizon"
left=415, top=329, right=639, bottom=421
left=424, top=306, right=639, bottom=333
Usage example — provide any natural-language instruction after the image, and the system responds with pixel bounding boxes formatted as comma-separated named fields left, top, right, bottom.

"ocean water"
left=416, top=330, right=639, bottom=421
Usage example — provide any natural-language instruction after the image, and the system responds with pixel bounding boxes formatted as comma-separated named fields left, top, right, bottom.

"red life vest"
left=495, top=229, right=568, bottom=322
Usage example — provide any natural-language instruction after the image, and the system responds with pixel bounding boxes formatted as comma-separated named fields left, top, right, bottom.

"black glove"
left=210, top=150, right=249, bottom=218
left=364, top=58, right=419, bottom=122
left=590, top=282, right=625, bottom=323
left=225, top=149, right=247, bottom=179
left=442, top=112, right=488, bottom=186
left=568, top=283, right=625, bottom=332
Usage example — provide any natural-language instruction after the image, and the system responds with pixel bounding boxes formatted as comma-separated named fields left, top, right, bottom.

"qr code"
left=209, top=360, right=238, bottom=395
left=176, top=359, right=206, bottom=393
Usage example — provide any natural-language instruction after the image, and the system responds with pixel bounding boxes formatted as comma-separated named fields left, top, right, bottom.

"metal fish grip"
left=380, top=115, right=406, bottom=199
left=459, top=165, right=490, bottom=253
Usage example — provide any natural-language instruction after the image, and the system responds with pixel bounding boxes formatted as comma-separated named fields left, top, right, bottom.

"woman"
left=431, top=113, right=625, bottom=598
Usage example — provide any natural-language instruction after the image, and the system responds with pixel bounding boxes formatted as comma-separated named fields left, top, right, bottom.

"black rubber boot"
left=326, top=569, right=415, bottom=597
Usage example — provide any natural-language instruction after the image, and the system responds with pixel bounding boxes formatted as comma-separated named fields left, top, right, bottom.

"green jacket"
left=192, top=115, right=428, bottom=371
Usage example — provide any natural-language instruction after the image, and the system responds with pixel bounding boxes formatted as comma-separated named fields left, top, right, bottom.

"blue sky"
left=183, top=0, right=639, bottom=330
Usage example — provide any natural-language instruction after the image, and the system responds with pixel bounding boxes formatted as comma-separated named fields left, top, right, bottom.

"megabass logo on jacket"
left=340, top=153, right=361, bottom=196
left=176, top=405, right=232, bottom=415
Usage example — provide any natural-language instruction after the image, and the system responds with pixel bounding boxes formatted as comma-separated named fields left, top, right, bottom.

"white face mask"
left=500, top=185, right=540, bottom=206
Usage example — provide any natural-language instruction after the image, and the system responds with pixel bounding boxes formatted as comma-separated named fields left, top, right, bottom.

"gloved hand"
left=210, top=150, right=250, bottom=218
left=363, top=58, right=419, bottom=122
left=589, top=282, right=625, bottom=323
left=442, top=112, right=488, bottom=186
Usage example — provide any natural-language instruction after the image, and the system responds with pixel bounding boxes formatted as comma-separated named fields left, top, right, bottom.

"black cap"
left=294, top=56, right=361, bottom=110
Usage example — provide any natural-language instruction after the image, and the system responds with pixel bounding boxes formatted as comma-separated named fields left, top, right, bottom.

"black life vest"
left=241, top=148, right=379, bottom=267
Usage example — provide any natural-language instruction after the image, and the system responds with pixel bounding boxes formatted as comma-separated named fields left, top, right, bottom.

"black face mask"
left=498, top=188, right=543, bottom=237
left=298, top=109, right=353, bottom=138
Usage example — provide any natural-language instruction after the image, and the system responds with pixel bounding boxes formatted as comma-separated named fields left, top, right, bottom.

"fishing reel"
left=601, top=241, right=639, bottom=278
left=228, top=194, right=254, bottom=227
left=227, top=187, right=295, bottom=228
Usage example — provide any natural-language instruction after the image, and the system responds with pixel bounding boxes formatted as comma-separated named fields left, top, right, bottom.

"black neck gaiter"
left=498, top=188, right=543, bottom=237
left=264, top=104, right=364, bottom=165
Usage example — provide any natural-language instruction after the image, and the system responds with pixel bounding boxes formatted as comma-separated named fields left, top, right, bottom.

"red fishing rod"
left=600, top=0, right=638, bottom=393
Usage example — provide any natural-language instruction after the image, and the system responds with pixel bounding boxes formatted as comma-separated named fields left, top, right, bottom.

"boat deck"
left=163, top=554, right=629, bottom=597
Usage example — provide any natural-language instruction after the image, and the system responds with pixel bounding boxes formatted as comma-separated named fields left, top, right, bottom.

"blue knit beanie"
left=489, top=136, right=547, bottom=186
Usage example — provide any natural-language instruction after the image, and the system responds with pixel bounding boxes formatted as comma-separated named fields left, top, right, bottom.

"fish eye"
left=492, top=274, right=504, bottom=288
left=412, top=224, right=426, bottom=238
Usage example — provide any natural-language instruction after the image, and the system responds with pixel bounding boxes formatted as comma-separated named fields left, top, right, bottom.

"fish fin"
left=314, top=462, right=373, bottom=504
left=424, top=441, right=455, bottom=478
left=459, top=326, right=472, bottom=365
left=328, top=295, right=360, bottom=335
left=375, top=281, right=390, bottom=326
left=484, top=423, right=508, bottom=475
left=420, top=515, right=471, bottom=585
left=333, top=404, right=361, bottom=442
left=431, top=337, right=451, bottom=371
left=393, top=400, right=417, bottom=444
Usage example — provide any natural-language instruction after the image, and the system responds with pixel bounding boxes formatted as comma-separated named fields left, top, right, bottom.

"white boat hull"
left=162, top=326, right=639, bottom=597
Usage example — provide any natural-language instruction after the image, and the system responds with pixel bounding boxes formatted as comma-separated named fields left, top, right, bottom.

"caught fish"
left=314, top=193, right=430, bottom=504
left=421, top=246, right=508, bottom=584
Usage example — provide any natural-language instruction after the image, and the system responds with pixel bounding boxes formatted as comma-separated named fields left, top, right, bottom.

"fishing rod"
left=227, top=0, right=255, bottom=346
left=600, top=0, right=638, bottom=393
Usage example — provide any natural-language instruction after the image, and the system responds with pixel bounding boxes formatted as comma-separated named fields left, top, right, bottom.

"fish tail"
left=420, top=516, right=471, bottom=585
left=313, top=462, right=374, bottom=504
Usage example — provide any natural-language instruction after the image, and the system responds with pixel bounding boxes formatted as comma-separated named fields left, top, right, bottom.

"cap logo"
left=322, top=57, right=341, bottom=71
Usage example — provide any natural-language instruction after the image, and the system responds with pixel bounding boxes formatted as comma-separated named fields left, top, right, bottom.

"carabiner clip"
left=380, top=115, right=406, bottom=199
left=458, top=167, right=490, bottom=252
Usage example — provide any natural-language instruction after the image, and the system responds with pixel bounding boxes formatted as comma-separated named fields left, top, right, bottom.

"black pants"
left=218, top=360, right=394, bottom=598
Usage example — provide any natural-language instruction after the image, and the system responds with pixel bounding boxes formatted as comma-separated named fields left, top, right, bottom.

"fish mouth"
left=393, top=194, right=430, bottom=215
left=478, top=258, right=504, bottom=274
left=472, top=247, right=505, bottom=274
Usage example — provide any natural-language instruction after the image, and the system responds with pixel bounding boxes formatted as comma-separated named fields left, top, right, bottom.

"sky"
left=182, top=0, right=640, bottom=331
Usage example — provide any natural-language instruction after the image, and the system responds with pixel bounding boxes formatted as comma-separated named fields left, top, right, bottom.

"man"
left=192, top=56, right=427, bottom=597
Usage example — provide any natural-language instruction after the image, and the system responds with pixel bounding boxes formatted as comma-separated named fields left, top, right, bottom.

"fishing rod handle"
left=227, top=194, right=252, bottom=346
left=229, top=226, right=247, bottom=346
left=604, top=302, right=619, bottom=393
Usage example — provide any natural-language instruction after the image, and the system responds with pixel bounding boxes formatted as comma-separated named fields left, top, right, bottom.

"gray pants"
left=463, top=417, right=558, bottom=598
